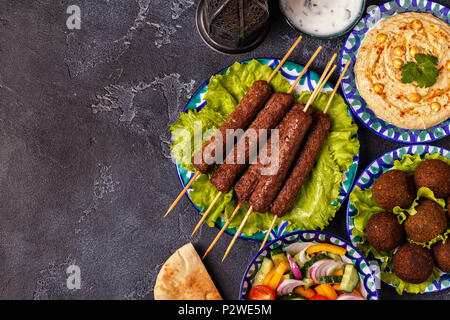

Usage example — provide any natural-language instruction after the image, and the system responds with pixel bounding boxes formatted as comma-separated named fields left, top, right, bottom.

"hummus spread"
left=355, top=12, right=450, bottom=129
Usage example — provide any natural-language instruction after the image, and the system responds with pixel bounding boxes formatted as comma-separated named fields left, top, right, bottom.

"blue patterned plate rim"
left=174, top=58, right=360, bottom=242
left=239, top=230, right=380, bottom=300
left=339, top=0, right=450, bottom=144
left=346, top=144, right=450, bottom=293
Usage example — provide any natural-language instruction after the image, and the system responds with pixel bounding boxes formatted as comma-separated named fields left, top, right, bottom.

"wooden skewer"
left=202, top=203, right=243, bottom=259
left=165, top=36, right=304, bottom=219
left=304, top=53, right=337, bottom=112
left=267, top=35, right=303, bottom=84
left=259, top=215, right=277, bottom=251
left=221, top=61, right=338, bottom=260
left=191, top=192, right=222, bottom=237
left=304, top=65, right=337, bottom=112
left=287, top=46, right=323, bottom=95
left=164, top=171, right=200, bottom=217
left=222, top=206, right=254, bottom=262
left=258, top=63, right=337, bottom=249
left=323, top=60, right=351, bottom=114
left=202, top=47, right=324, bottom=256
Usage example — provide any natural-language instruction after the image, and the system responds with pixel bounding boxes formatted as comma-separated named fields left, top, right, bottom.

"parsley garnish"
left=401, top=54, right=439, bottom=88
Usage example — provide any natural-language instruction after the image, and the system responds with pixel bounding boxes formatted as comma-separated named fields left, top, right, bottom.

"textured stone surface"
left=0, top=0, right=449, bottom=300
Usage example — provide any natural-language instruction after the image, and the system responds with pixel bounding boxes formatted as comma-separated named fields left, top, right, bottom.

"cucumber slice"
left=318, top=275, right=343, bottom=284
left=270, top=248, right=283, bottom=256
left=270, top=248, right=288, bottom=266
left=278, top=293, right=306, bottom=300
left=281, top=272, right=295, bottom=281
left=293, top=252, right=303, bottom=267
left=339, top=264, right=360, bottom=293
left=253, top=257, right=274, bottom=285
left=301, top=278, right=315, bottom=289
left=327, top=252, right=343, bottom=263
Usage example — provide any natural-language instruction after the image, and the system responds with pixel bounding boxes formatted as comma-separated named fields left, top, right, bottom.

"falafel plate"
left=347, top=145, right=450, bottom=294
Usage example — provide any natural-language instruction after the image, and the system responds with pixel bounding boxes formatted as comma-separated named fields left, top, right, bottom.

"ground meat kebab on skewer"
left=245, top=104, right=313, bottom=214
left=192, top=80, right=273, bottom=175
left=270, top=111, right=332, bottom=217
left=236, top=103, right=313, bottom=208
left=233, top=106, right=313, bottom=205
left=209, top=92, right=295, bottom=193
left=190, top=92, right=295, bottom=236
left=201, top=102, right=313, bottom=259
left=191, top=47, right=324, bottom=238
left=221, top=60, right=351, bottom=260
left=260, top=65, right=350, bottom=249
left=164, top=35, right=304, bottom=217
left=234, top=58, right=338, bottom=210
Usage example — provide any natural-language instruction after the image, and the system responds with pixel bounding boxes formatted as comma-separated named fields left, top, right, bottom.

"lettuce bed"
left=350, top=153, right=450, bottom=294
left=170, top=60, right=359, bottom=236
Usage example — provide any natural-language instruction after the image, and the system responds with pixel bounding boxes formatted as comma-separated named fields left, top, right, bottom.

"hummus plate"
left=340, top=0, right=450, bottom=143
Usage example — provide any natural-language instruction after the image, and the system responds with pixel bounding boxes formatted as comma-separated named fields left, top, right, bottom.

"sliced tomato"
left=309, top=294, right=329, bottom=300
left=248, top=285, right=276, bottom=300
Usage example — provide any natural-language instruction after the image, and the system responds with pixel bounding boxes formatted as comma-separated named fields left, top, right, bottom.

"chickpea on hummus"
left=355, top=12, right=450, bottom=129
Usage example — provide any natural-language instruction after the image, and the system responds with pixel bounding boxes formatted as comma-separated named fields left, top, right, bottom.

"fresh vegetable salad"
left=248, top=243, right=366, bottom=300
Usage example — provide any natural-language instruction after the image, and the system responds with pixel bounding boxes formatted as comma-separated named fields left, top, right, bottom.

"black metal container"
left=196, top=0, right=271, bottom=54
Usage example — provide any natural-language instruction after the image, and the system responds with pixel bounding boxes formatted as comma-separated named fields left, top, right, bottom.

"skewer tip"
left=259, top=215, right=277, bottom=251
left=221, top=206, right=253, bottom=262
left=202, top=203, right=242, bottom=260
left=323, top=60, right=352, bottom=114
left=191, top=191, right=223, bottom=237
left=164, top=170, right=200, bottom=218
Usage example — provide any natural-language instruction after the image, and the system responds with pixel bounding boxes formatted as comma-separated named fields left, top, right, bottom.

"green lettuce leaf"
left=408, top=229, right=450, bottom=249
left=393, top=153, right=450, bottom=174
left=170, top=108, right=226, bottom=173
left=350, top=152, right=450, bottom=294
left=170, top=60, right=359, bottom=235
left=381, top=267, right=442, bottom=295
left=396, top=187, right=446, bottom=217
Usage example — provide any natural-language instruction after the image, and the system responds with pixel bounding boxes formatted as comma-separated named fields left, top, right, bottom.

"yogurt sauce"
left=280, top=0, right=364, bottom=37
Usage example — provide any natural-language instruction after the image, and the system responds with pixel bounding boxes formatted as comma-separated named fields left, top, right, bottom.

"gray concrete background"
left=0, top=0, right=449, bottom=300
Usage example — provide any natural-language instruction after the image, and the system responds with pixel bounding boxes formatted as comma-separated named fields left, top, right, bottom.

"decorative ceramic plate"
left=340, top=0, right=450, bottom=143
left=240, top=230, right=379, bottom=300
left=176, top=58, right=360, bottom=242
left=347, top=144, right=450, bottom=293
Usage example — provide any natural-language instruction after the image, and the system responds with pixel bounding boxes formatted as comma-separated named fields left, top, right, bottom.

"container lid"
left=196, top=0, right=271, bottom=54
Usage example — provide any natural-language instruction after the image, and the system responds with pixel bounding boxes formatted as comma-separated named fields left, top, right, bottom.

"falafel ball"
left=365, top=212, right=404, bottom=251
left=414, top=159, right=450, bottom=198
left=371, top=169, right=416, bottom=210
left=432, top=241, right=450, bottom=273
left=404, top=199, right=447, bottom=244
left=393, top=243, right=434, bottom=284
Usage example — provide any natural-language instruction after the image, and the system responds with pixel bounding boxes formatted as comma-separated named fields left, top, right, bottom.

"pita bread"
left=154, top=243, right=222, bottom=300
